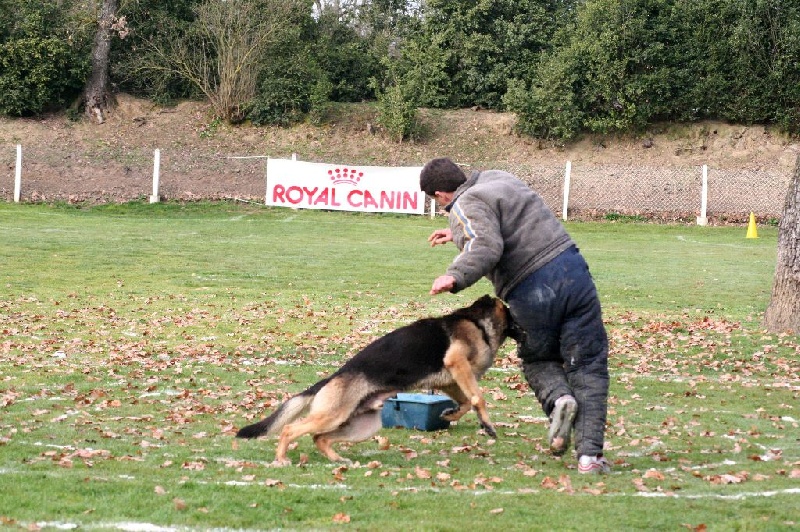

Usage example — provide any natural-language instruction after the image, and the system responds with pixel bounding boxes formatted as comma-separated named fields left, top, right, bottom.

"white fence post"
left=562, top=160, right=572, bottom=222
left=150, top=149, right=160, bottom=203
left=696, top=164, right=708, bottom=226
left=14, top=144, right=22, bottom=203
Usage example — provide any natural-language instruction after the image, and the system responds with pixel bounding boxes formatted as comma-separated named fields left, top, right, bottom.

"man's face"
left=434, top=191, right=454, bottom=204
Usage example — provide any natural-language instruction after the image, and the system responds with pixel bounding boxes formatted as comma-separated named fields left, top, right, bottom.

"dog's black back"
left=326, top=295, right=503, bottom=390
left=338, top=318, right=451, bottom=388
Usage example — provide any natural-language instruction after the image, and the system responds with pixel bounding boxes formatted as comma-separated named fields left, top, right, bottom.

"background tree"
left=137, top=0, right=308, bottom=123
left=0, top=1, right=90, bottom=116
left=402, top=0, right=568, bottom=109
left=1, top=0, right=798, bottom=142
left=111, top=0, right=202, bottom=104
left=310, top=0, right=419, bottom=104
left=724, top=0, right=800, bottom=135
left=248, top=37, right=332, bottom=126
left=507, top=0, right=699, bottom=140
left=763, top=155, right=800, bottom=333
left=84, top=0, right=123, bottom=123
left=250, top=0, right=415, bottom=125
left=505, top=0, right=800, bottom=141
left=312, top=8, right=380, bottom=102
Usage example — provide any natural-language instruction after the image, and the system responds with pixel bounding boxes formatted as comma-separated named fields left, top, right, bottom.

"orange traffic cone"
left=746, top=212, right=758, bottom=239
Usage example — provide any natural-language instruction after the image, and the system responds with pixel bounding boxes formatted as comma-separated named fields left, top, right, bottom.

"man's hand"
left=430, top=275, right=456, bottom=295
left=428, top=228, right=453, bottom=247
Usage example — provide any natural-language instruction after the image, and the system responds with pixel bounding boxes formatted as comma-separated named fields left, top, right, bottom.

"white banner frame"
left=266, top=158, right=425, bottom=215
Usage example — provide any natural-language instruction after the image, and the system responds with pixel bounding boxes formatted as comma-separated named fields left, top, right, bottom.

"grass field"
left=0, top=202, right=798, bottom=531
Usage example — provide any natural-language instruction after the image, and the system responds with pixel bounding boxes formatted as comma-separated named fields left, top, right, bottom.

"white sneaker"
left=578, top=454, right=611, bottom=474
left=548, top=395, right=577, bottom=456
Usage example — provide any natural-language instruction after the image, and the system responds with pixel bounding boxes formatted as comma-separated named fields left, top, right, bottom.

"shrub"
left=0, top=37, right=86, bottom=115
left=248, top=51, right=331, bottom=127
left=371, top=76, right=419, bottom=143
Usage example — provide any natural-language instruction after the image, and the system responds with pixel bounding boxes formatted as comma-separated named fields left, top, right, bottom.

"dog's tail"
left=236, top=392, right=315, bottom=439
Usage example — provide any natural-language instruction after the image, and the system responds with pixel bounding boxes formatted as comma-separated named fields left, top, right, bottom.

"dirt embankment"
left=1, top=94, right=798, bottom=205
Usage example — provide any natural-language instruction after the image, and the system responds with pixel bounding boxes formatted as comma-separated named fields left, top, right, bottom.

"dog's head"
left=463, top=295, right=525, bottom=345
left=503, top=313, right=526, bottom=344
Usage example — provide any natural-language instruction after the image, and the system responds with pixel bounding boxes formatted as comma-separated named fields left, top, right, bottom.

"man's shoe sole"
left=548, top=396, right=577, bottom=456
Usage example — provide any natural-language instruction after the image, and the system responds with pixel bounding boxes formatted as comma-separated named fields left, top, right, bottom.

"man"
left=420, top=157, right=610, bottom=474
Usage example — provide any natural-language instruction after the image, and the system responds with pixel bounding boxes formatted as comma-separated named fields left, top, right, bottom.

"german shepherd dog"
left=236, top=295, right=520, bottom=465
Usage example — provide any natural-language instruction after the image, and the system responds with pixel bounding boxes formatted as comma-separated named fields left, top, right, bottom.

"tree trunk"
left=763, top=154, right=800, bottom=334
left=84, top=0, right=119, bottom=124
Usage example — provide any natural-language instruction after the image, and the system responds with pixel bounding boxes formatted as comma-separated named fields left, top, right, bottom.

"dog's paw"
left=440, top=407, right=459, bottom=421
left=480, top=423, right=497, bottom=439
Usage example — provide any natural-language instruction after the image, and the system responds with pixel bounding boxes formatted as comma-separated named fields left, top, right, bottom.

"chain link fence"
left=505, top=161, right=789, bottom=223
left=2, top=143, right=267, bottom=203
left=3, top=144, right=791, bottom=222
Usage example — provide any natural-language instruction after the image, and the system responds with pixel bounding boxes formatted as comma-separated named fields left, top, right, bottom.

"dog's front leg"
left=437, top=384, right=471, bottom=422
left=443, top=342, right=496, bottom=438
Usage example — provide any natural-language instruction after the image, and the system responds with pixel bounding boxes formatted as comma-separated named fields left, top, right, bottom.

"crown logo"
left=328, top=167, right=363, bottom=185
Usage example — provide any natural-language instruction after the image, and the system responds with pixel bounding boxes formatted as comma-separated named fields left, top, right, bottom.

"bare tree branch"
left=138, top=0, right=303, bottom=122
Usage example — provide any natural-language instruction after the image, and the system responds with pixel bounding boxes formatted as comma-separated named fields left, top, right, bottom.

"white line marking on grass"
left=34, top=523, right=79, bottom=530
left=675, top=235, right=772, bottom=250
left=32, top=522, right=268, bottom=532
left=110, top=523, right=177, bottom=531
left=615, top=372, right=800, bottom=389
left=199, top=479, right=800, bottom=501
left=636, top=488, right=800, bottom=500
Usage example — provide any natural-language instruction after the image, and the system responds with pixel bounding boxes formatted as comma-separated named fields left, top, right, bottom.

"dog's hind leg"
left=273, top=378, right=367, bottom=466
left=313, top=391, right=392, bottom=462
left=313, top=409, right=383, bottom=462
left=274, top=410, right=351, bottom=466
left=443, top=341, right=497, bottom=438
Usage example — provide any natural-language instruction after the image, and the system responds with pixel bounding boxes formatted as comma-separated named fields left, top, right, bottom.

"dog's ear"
left=465, top=295, right=496, bottom=312
left=477, top=294, right=495, bottom=306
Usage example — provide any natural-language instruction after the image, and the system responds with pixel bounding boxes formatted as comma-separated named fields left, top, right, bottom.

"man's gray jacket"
left=444, top=170, right=574, bottom=299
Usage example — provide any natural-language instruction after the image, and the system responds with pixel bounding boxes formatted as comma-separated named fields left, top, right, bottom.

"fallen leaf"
left=415, top=466, right=431, bottom=479
left=558, top=474, right=574, bottom=494
left=540, top=476, right=558, bottom=490
left=643, top=469, right=665, bottom=480
left=332, top=513, right=350, bottom=523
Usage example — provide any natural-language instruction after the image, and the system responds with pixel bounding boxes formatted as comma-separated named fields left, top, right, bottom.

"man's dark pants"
left=505, top=246, right=609, bottom=457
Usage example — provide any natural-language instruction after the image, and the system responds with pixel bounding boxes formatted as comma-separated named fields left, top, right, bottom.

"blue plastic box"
left=381, top=393, right=458, bottom=431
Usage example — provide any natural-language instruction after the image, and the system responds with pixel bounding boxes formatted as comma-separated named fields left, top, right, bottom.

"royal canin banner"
left=266, top=158, right=425, bottom=215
